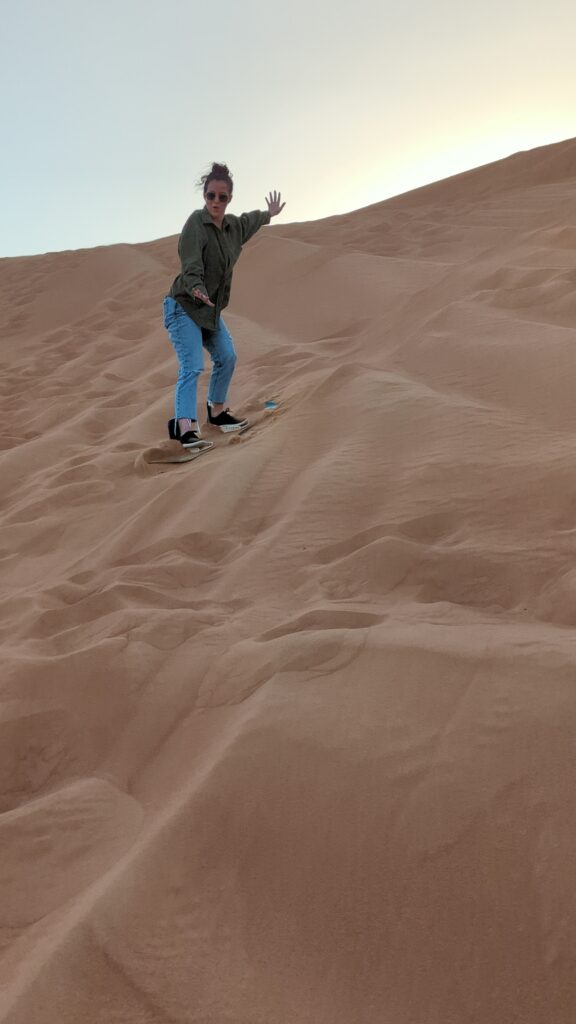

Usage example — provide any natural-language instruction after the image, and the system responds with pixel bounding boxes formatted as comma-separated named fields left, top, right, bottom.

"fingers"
left=265, top=191, right=286, bottom=216
left=192, top=289, right=215, bottom=307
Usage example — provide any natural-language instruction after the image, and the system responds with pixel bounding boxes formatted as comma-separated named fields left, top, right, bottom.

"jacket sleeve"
left=179, top=218, right=209, bottom=298
left=239, top=209, right=272, bottom=245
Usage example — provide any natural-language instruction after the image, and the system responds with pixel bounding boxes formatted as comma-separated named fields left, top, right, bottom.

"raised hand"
left=265, top=190, right=286, bottom=217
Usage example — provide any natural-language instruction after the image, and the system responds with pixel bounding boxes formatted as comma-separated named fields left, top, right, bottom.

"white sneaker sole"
left=182, top=439, right=214, bottom=449
left=214, top=420, right=249, bottom=434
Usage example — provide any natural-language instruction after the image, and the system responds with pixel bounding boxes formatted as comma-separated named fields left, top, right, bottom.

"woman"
left=163, top=162, right=286, bottom=448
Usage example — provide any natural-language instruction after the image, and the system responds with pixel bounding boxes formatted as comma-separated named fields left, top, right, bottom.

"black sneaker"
left=168, top=418, right=213, bottom=450
left=206, top=403, right=249, bottom=433
left=181, top=431, right=213, bottom=449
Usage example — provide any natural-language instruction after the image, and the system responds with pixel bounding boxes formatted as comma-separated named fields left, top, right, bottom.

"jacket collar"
left=201, top=207, right=230, bottom=230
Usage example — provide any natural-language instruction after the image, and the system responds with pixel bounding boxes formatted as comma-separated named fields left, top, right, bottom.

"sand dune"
left=2, top=137, right=576, bottom=1022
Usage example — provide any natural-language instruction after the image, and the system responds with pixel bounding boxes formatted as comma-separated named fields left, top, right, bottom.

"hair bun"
left=198, top=162, right=234, bottom=193
left=210, top=162, right=230, bottom=178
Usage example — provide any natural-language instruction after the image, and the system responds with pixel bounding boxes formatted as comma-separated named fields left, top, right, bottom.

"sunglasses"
left=206, top=191, right=230, bottom=202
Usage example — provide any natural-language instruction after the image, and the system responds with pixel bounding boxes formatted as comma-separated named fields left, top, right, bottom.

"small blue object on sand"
left=264, top=400, right=278, bottom=410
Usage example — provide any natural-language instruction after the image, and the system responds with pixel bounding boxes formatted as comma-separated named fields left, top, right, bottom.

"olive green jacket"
left=169, top=207, right=272, bottom=329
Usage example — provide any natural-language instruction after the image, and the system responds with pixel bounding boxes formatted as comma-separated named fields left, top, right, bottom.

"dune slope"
left=2, top=137, right=576, bottom=1023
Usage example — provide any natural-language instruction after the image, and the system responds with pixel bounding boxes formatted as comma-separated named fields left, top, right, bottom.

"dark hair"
left=198, top=162, right=234, bottom=195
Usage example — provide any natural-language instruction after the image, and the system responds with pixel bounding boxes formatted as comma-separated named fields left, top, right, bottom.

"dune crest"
left=2, top=137, right=576, bottom=1022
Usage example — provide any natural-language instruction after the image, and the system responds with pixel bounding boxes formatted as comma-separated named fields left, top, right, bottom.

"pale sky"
left=1, top=0, right=575, bottom=257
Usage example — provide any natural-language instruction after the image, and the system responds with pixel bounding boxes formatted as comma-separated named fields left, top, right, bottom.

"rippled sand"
left=2, top=137, right=576, bottom=1023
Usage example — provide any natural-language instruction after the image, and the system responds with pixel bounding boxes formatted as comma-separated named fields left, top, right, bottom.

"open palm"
left=265, top=191, right=286, bottom=217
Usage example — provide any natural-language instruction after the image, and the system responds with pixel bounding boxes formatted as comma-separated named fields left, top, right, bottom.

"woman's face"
left=204, top=179, right=232, bottom=220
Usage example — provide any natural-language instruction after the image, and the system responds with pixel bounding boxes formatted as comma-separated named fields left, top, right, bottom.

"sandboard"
left=142, top=440, right=214, bottom=465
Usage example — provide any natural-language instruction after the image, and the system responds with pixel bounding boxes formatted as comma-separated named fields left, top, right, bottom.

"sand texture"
left=2, top=137, right=576, bottom=1022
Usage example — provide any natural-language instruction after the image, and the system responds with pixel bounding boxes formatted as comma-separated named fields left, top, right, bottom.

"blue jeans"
left=163, top=296, right=237, bottom=421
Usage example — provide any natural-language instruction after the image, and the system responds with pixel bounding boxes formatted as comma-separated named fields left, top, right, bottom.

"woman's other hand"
left=192, top=289, right=215, bottom=307
left=265, top=191, right=286, bottom=217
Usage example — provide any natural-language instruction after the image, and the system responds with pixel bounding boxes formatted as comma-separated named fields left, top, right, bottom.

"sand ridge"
left=2, top=137, right=576, bottom=1022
